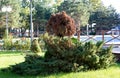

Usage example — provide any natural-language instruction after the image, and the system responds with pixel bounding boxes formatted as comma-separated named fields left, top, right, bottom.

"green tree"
left=18, top=0, right=31, bottom=37
left=58, top=0, right=90, bottom=39
left=89, top=5, right=120, bottom=31
left=33, top=0, right=55, bottom=36
left=0, top=0, right=21, bottom=38
left=89, top=0, right=103, bottom=12
left=7, top=0, right=21, bottom=28
left=58, top=0, right=90, bottom=26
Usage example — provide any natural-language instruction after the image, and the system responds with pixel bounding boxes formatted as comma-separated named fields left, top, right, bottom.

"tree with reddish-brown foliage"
left=47, top=11, right=76, bottom=37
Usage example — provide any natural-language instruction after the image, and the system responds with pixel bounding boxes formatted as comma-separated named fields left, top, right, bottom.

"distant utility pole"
left=30, top=0, right=33, bottom=46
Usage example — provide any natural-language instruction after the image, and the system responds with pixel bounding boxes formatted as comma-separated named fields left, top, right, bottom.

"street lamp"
left=2, top=6, right=12, bottom=39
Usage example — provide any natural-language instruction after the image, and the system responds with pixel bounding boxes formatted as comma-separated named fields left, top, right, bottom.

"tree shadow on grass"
left=1, top=67, right=68, bottom=78
left=1, top=62, right=120, bottom=78
left=0, top=54, right=69, bottom=78
left=1, top=53, right=119, bottom=78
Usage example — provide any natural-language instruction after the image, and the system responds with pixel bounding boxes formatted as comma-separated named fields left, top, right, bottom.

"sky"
left=101, top=0, right=120, bottom=13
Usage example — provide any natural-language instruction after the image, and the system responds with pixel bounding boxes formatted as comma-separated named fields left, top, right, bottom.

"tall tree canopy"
left=0, top=0, right=120, bottom=37
left=89, top=5, right=120, bottom=31
left=58, top=0, right=90, bottom=27
left=0, top=0, right=21, bottom=28
left=89, top=0, right=103, bottom=12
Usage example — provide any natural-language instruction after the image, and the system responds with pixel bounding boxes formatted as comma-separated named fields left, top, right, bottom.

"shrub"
left=31, top=39, right=42, bottom=53
left=3, top=33, right=13, bottom=50
left=13, top=38, right=30, bottom=50
left=9, top=54, right=44, bottom=75
left=38, top=35, right=46, bottom=52
left=47, top=11, right=76, bottom=37
left=43, top=35, right=114, bottom=72
left=8, top=35, right=114, bottom=75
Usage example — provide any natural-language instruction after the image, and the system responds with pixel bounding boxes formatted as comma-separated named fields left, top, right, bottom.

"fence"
left=0, top=30, right=120, bottom=50
left=79, top=30, right=120, bottom=47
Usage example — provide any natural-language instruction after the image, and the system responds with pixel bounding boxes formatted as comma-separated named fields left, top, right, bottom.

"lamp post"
left=30, top=0, right=33, bottom=46
left=2, top=6, right=12, bottom=39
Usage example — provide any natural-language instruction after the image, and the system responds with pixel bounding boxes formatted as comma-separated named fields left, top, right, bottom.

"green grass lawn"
left=0, top=51, right=120, bottom=78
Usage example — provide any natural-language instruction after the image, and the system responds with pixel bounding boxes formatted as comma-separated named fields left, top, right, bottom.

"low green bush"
left=31, top=39, right=42, bottom=53
left=13, top=39, right=30, bottom=50
left=3, top=31, right=30, bottom=50
left=43, top=35, right=114, bottom=72
left=3, top=33, right=13, bottom=50
left=9, top=54, right=44, bottom=75
left=38, top=35, right=46, bottom=52
left=7, top=34, right=114, bottom=75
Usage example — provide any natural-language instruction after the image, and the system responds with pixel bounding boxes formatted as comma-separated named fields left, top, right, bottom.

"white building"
left=107, top=25, right=120, bottom=35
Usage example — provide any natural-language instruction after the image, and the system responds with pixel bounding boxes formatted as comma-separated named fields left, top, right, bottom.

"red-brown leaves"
left=47, top=11, right=76, bottom=37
